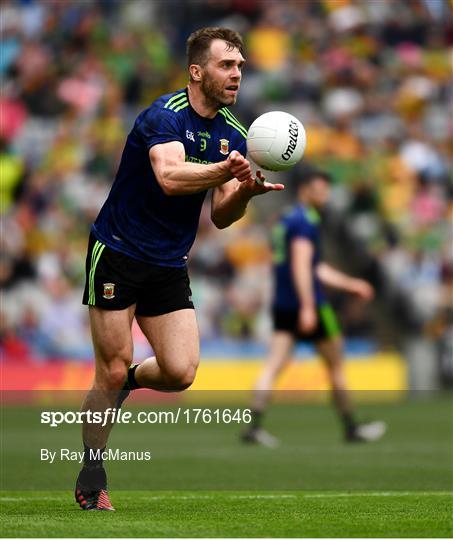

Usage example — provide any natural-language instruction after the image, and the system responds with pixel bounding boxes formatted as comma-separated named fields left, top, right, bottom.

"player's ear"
left=189, top=64, right=202, bottom=82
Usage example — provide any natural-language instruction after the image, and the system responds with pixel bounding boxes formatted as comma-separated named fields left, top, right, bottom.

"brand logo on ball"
left=281, top=120, right=299, bottom=161
left=219, top=139, right=229, bottom=155
left=103, top=283, right=115, bottom=299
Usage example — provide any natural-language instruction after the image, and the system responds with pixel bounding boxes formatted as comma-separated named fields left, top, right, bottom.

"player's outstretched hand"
left=254, top=170, right=284, bottom=192
left=239, top=170, right=285, bottom=195
left=227, top=150, right=253, bottom=183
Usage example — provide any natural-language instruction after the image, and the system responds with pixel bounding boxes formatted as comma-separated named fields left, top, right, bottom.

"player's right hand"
left=226, top=150, right=253, bottom=182
left=299, top=306, right=317, bottom=334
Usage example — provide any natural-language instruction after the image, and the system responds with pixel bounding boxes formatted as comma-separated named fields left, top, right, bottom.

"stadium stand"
left=1, top=0, right=451, bottom=387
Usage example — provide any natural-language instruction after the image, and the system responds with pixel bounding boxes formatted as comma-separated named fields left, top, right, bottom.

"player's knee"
left=108, top=366, right=128, bottom=389
left=171, top=380, right=193, bottom=392
left=167, top=371, right=196, bottom=392
left=175, top=371, right=196, bottom=391
left=164, top=362, right=198, bottom=392
left=97, top=362, right=129, bottom=391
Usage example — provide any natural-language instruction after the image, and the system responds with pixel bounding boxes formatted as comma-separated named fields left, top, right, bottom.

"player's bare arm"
left=150, top=144, right=254, bottom=195
left=291, top=238, right=317, bottom=333
left=211, top=170, right=284, bottom=229
left=316, top=262, right=374, bottom=300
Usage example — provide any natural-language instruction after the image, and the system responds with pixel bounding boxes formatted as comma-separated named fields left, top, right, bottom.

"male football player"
left=76, top=27, right=283, bottom=510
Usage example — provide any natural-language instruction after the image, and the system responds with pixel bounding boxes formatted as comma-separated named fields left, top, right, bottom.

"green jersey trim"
left=88, top=240, right=106, bottom=305
left=164, top=92, right=186, bottom=109
left=306, top=207, right=321, bottom=224
left=221, top=108, right=248, bottom=135
left=219, top=108, right=248, bottom=137
left=166, top=96, right=188, bottom=112
left=218, top=109, right=247, bottom=139
left=173, top=101, right=189, bottom=113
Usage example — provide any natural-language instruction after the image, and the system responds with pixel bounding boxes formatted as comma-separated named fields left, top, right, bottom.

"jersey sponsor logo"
left=186, top=130, right=195, bottom=142
left=219, top=139, right=229, bottom=155
left=197, top=131, right=211, bottom=139
left=186, top=155, right=214, bottom=165
left=103, top=283, right=115, bottom=299
left=281, top=120, right=299, bottom=161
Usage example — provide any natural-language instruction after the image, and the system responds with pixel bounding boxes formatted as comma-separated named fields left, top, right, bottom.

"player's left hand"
left=351, top=279, right=374, bottom=301
left=239, top=170, right=285, bottom=196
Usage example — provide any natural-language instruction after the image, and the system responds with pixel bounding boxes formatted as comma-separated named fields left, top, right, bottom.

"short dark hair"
left=186, top=27, right=244, bottom=67
left=298, top=169, right=332, bottom=186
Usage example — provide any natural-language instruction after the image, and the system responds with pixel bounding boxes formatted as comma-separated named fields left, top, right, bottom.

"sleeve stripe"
left=166, top=96, right=188, bottom=111
left=173, top=102, right=189, bottom=113
left=164, top=92, right=186, bottom=109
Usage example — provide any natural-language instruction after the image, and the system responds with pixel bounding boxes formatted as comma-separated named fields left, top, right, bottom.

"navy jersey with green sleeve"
left=92, top=88, right=247, bottom=267
left=271, top=205, right=326, bottom=310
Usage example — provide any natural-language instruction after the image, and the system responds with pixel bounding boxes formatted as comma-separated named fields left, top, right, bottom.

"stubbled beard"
left=200, top=75, right=235, bottom=109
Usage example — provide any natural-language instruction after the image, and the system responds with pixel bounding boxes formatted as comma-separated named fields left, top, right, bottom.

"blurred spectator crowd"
left=1, top=0, right=452, bottom=362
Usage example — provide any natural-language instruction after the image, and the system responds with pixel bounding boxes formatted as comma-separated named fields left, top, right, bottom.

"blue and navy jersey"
left=271, top=204, right=325, bottom=310
left=92, top=88, right=247, bottom=267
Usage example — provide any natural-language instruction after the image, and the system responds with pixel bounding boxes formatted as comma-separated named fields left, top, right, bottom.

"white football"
left=247, top=111, right=306, bottom=171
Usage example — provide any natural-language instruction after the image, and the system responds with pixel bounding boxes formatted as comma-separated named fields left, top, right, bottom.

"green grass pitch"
left=1, top=490, right=452, bottom=537
left=1, top=393, right=452, bottom=537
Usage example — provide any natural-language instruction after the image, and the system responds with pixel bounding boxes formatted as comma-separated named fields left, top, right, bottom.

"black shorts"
left=272, top=304, right=341, bottom=342
left=82, top=234, right=194, bottom=316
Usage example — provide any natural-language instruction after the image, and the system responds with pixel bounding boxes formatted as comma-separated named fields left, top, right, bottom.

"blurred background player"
left=75, top=27, right=283, bottom=511
left=242, top=169, right=387, bottom=447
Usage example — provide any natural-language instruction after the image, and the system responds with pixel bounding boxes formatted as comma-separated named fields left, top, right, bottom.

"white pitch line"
left=141, top=494, right=297, bottom=500
left=0, top=496, right=61, bottom=502
left=0, top=494, right=297, bottom=502
left=303, top=491, right=453, bottom=498
left=145, top=495, right=215, bottom=500
left=1, top=492, right=451, bottom=503
left=229, top=494, right=297, bottom=499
